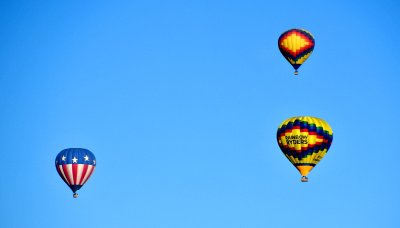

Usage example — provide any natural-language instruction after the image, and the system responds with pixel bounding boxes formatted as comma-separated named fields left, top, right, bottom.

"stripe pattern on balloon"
left=55, top=148, right=96, bottom=195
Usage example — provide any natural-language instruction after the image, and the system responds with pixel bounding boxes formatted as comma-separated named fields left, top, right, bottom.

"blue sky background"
left=1, top=0, right=399, bottom=227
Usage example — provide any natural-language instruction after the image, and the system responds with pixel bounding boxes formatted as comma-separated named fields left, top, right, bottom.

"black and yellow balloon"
left=276, top=116, right=333, bottom=182
left=278, top=28, right=315, bottom=75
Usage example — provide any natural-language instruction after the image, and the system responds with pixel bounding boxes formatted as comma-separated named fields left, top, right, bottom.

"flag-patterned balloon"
left=278, top=28, right=315, bottom=75
left=276, top=116, right=333, bottom=182
left=55, top=148, right=96, bottom=198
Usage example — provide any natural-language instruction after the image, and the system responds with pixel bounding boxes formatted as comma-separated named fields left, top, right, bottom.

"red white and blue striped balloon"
left=55, top=148, right=96, bottom=198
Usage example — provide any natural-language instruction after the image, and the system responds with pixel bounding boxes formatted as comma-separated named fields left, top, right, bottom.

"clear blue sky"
left=1, top=0, right=399, bottom=227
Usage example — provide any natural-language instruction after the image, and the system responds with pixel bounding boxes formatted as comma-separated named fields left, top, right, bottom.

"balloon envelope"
left=278, top=28, right=315, bottom=75
left=55, top=148, right=96, bottom=196
left=276, top=116, right=333, bottom=180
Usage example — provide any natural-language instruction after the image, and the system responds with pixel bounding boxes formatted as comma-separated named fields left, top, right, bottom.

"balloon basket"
left=301, top=176, right=308, bottom=182
left=73, top=193, right=79, bottom=198
left=294, top=71, right=299, bottom=75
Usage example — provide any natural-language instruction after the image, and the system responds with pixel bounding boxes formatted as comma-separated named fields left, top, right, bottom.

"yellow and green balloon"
left=277, top=116, right=333, bottom=182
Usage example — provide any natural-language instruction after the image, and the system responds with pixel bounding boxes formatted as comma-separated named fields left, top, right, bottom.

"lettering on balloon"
left=285, top=135, right=308, bottom=145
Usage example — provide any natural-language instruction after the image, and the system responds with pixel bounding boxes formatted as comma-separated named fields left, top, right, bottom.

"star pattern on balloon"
left=55, top=148, right=97, bottom=197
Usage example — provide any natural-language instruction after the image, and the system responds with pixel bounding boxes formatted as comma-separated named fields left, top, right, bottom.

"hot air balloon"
left=278, top=28, right=315, bottom=75
left=276, top=116, right=333, bottom=182
left=55, top=148, right=96, bottom=198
